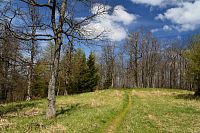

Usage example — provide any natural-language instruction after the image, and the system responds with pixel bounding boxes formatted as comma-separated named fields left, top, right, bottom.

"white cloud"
left=151, top=25, right=173, bottom=33
left=156, top=1, right=200, bottom=31
left=131, top=0, right=164, bottom=6
left=155, top=14, right=165, bottom=20
left=131, top=0, right=196, bottom=7
left=83, top=4, right=137, bottom=41
left=83, top=17, right=127, bottom=41
left=112, top=5, right=136, bottom=25
left=91, top=3, right=111, bottom=14
left=163, top=25, right=172, bottom=31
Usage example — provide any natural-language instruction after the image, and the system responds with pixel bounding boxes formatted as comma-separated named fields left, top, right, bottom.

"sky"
left=2, top=0, right=200, bottom=52
left=81, top=0, right=200, bottom=42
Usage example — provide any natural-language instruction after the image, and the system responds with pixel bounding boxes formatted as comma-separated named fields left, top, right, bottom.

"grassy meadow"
left=1, top=88, right=200, bottom=133
left=119, top=89, right=200, bottom=133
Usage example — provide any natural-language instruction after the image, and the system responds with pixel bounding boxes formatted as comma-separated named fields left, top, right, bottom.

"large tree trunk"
left=46, top=68, right=57, bottom=118
left=46, top=0, right=67, bottom=119
left=46, top=37, right=61, bottom=118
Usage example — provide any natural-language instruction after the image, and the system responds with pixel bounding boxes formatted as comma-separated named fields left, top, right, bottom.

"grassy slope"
left=119, top=89, right=200, bottom=133
left=1, top=88, right=200, bottom=133
left=0, top=89, right=126, bottom=133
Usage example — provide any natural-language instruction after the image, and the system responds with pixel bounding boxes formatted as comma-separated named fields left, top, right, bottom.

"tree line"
left=98, top=32, right=200, bottom=94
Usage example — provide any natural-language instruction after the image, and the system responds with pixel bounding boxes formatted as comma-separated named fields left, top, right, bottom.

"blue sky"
left=71, top=0, right=200, bottom=56
left=82, top=0, right=200, bottom=42
left=9, top=0, right=200, bottom=42
left=3, top=0, right=200, bottom=54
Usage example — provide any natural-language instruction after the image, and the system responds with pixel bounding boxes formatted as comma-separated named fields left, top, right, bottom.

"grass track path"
left=103, top=90, right=132, bottom=133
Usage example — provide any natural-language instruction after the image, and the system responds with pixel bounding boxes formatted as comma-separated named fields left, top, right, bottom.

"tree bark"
left=46, top=0, right=67, bottom=119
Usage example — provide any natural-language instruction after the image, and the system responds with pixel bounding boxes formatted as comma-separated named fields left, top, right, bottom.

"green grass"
left=1, top=88, right=200, bottom=133
left=103, top=90, right=131, bottom=133
left=0, top=89, right=126, bottom=133
left=118, top=89, right=200, bottom=133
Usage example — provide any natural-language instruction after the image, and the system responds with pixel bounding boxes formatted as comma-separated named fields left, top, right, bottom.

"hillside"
left=1, top=89, right=200, bottom=133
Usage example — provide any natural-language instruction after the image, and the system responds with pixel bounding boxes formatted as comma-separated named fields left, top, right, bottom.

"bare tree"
left=99, top=43, right=116, bottom=89
left=17, top=0, right=106, bottom=118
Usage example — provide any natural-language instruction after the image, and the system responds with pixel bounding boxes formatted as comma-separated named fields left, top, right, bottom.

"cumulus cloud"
left=156, top=1, right=200, bottom=31
left=131, top=0, right=196, bottom=7
left=112, top=6, right=137, bottom=25
left=83, top=4, right=137, bottom=41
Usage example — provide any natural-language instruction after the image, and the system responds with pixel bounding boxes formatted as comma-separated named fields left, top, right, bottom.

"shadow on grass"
left=175, top=94, right=200, bottom=100
left=0, top=102, right=41, bottom=116
left=56, top=103, right=81, bottom=117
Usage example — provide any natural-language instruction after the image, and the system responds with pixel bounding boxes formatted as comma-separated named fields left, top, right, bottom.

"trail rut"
left=103, top=91, right=132, bottom=133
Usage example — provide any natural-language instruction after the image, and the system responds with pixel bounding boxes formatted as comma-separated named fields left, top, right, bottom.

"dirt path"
left=103, top=91, right=132, bottom=133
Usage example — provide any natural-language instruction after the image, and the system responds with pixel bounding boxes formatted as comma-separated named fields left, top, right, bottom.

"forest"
left=0, top=0, right=200, bottom=132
